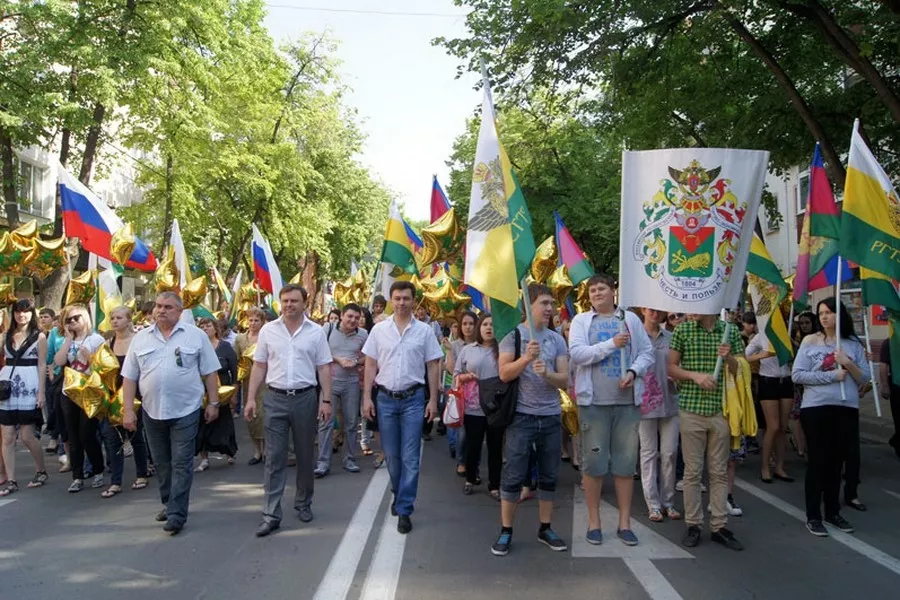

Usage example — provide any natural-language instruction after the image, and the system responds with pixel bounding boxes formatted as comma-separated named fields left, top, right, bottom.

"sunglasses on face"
left=65, top=315, right=82, bottom=324
left=668, top=313, right=684, bottom=320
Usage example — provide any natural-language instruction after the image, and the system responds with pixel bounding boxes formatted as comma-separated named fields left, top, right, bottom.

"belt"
left=377, top=383, right=424, bottom=400
left=267, top=384, right=315, bottom=397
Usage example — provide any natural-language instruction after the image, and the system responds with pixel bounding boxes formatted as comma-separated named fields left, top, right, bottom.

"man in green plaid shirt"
left=669, top=314, right=744, bottom=552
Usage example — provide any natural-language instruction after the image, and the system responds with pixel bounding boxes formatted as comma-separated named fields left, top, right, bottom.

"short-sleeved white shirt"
left=253, top=317, right=332, bottom=388
left=121, top=322, right=221, bottom=420
left=362, top=315, right=443, bottom=391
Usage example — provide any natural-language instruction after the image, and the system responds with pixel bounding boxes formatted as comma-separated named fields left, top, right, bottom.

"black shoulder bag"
left=479, top=327, right=521, bottom=429
left=0, top=331, right=39, bottom=402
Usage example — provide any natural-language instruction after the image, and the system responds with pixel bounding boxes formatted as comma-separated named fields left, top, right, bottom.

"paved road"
left=1, top=425, right=899, bottom=600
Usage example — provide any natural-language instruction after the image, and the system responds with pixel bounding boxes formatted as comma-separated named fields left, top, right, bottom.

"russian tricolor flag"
left=59, top=166, right=157, bottom=271
left=251, top=224, right=283, bottom=297
left=430, top=175, right=451, bottom=223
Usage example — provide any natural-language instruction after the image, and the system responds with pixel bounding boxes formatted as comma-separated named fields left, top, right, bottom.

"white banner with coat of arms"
left=619, top=148, right=769, bottom=314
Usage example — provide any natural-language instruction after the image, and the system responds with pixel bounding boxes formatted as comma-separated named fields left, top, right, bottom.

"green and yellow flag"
left=464, top=76, right=536, bottom=341
left=380, top=201, right=419, bottom=277
left=746, top=234, right=793, bottom=365
left=839, top=124, right=900, bottom=278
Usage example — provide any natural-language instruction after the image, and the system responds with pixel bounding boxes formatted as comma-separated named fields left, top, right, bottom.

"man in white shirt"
left=122, top=292, right=221, bottom=535
left=244, top=284, right=333, bottom=537
left=362, top=281, right=443, bottom=534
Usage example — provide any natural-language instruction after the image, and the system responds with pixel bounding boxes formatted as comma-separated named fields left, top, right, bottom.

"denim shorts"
left=499, top=413, right=562, bottom=502
left=580, top=404, right=641, bottom=478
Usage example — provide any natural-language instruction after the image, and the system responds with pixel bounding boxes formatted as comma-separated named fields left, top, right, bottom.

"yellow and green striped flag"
left=747, top=234, right=793, bottom=365
left=839, top=124, right=900, bottom=278
left=380, top=202, right=419, bottom=277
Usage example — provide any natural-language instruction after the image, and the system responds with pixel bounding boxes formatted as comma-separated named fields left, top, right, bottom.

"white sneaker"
left=58, top=453, right=69, bottom=465
left=727, top=498, right=743, bottom=516
left=194, top=459, right=210, bottom=473
left=676, top=480, right=684, bottom=492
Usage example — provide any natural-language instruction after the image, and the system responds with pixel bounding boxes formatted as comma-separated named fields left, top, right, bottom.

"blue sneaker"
left=491, top=531, right=512, bottom=556
left=586, top=529, right=603, bottom=545
left=617, top=528, right=639, bottom=546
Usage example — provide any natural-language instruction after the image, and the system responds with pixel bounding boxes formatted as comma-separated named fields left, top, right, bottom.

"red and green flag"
left=553, top=211, right=594, bottom=286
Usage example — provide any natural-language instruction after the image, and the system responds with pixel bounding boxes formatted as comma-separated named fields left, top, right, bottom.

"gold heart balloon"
left=547, top=264, right=573, bottom=308
left=420, top=208, right=463, bottom=267
left=531, top=236, right=558, bottom=283
left=154, top=251, right=180, bottom=293
left=10, top=219, right=38, bottom=246
left=110, top=223, right=137, bottom=266
left=237, top=343, right=257, bottom=382
left=181, top=275, right=207, bottom=310
left=422, top=281, right=470, bottom=320
left=0, top=231, right=31, bottom=276
left=25, top=236, right=68, bottom=279
left=65, top=270, right=97, bottom=306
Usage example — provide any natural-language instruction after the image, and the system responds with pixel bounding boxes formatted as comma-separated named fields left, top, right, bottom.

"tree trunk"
left=0, top=125, right=19, bottom=228
left=78, top=103, right=106, bottom=185
left=161, top=154, right=174, bottom=252
left=301, top=251, right=318, bottom=305
left=724, top=14, right=847, bottom=187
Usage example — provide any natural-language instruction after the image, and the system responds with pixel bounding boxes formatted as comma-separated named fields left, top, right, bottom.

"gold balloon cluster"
left=0, top=220, right=68, bottom=281
left=152, top=248, right=208, bottom=309
left=333, top=270, right=369, bottom=308
left=416, top=264, right=470, bottom=320
left=65, top=270, right=97, bottom=306
left=62, top=344, right=138, bottom=426
left=420, top=208, right=465, bottom=267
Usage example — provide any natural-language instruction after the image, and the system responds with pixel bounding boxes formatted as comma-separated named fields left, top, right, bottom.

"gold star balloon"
left=110, top=223, right=137, bottom=266
left=420, top=208, right=464, bottom=267
left=333, top=275, right=354, bottom=309
left=25, top=236, right=68, bottom=279
left=0, top=231, right=31, bottom=276
left=575, top=280, right=591, bottom=314
left=105, top=388, right=140, bottom=427
left=154, top=250, right=180, bottom=293
left=547, top=264, right=573, bottom=308
left=559, top=390, right=579, bottom=437
left=181, top=276, right=208, bottom=310
left=90, top=343, right=121, bottom=393
left=423, top=281, right=470, bottom=320
left=62, top=367, right=107, bottom=419
left=237, top=343, right=257, bottom=382
left=204, top=384, right=237, bottom=408
left=65, top=270, right=97, bottom=306
left=531, top=236, right=558, bottom=283
left=10, top=219, right=38, bottom=247
left=0, top=283, right=15, bottom=306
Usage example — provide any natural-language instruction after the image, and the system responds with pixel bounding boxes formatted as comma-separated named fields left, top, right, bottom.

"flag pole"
left=521, top=278, right=536, bottom=338
left=861, top=305, right=883, bottom=417
left=836, top=256, right=847, bottom=401
left=616, top=306, right=628, bottom=380
left=712, top=308, right=732, bottom=381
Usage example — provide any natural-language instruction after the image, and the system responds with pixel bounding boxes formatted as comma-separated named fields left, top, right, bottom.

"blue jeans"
left=100, top=416, right=150, bottom=486
left=377, top=389, right=426, bottom=516
left=142, top=410, right=200, bottom=526
left=500, top=413, right=562, bottom=503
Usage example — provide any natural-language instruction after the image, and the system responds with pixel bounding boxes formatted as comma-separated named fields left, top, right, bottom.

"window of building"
left=13, top=157, right=51, bottom=219
left=797, top=174, right=810, bottom=212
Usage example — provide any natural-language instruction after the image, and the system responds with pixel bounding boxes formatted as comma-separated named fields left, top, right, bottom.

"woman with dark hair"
left=327, top=309, right=341, bottom=325
left=0, top=298, right=49, bottom=495
left=359, top=308, right=374, bottom=333
left=792, top=297, right=869, bottom=537
left=455, top=313, right=504, bottom=500
left=789, top=311, right=818, bottom=458
left=54, top=303, right=107, bottom=493
left=195, top=317, right=238, bottom=471
left=445, top=310, right=478, bottom=474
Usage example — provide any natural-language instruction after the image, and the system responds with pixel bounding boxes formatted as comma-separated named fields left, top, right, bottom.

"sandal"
left=489, top=489, right=501, bottom=502
left=27, top=471, right=49, bottom=488
left=362, top=448, right=374, bottom=456
left=373, top=454, right=385, bottom=469
left=649, top=509, right=664, bottom=522
left=455, top=465, right=466, bottom=477
left=0, top=480, right=18, bottom=496
left=665, top=507, right=682, bottom=520
left=131, top=478, right=148, bottom=490
left=59, top=463, right=71, bottom=474
left=101, top=485, right=122, bottom=498
left=463, top=482, right=474, bottom=495
left=67, top=479, right=83, bottom=493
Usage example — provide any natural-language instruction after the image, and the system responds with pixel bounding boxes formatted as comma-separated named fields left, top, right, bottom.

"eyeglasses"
left=65, top=314, right=82, bottom=324
left=667, top=313, right=684, bottom=320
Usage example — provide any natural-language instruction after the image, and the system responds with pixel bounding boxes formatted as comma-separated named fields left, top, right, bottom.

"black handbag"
left=0, top=331, right=39, bottom=402
left=479, top=327, right=521, bottom=429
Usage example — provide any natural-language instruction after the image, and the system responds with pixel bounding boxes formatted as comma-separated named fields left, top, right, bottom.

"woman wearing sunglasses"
left=54, top=304, right=107, bottom=493
left=0, top=298, right=49, bottom=496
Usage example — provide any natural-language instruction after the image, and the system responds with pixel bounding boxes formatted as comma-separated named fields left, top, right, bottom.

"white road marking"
left=572, top=485, right=689, bottom=600
left=312, top=468, right=390, bottom=600
left=883, top=488, right=900, bottom=503
left=624, top=558, right=685, bottom=600
left=358, top=440, right=423, bottom=600
left=0, top=499, right=16, bottom=509
left=735, top=478, right=900, bottom=578
left=571, top=486, right=693, bottom=559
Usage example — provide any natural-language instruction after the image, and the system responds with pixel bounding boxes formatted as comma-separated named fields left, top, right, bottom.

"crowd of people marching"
left=0, top=274, right=891, bottom=552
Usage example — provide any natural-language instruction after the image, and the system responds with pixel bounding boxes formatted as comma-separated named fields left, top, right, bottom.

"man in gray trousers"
left=244, top=284, right=333, bottom=537
left=315, top=303, right=367, bottom=477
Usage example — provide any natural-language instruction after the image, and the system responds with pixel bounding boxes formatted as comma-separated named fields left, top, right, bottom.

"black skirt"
left=0, top=408, right=43, bottom=427
left=195, top=405, right=238, bottom=456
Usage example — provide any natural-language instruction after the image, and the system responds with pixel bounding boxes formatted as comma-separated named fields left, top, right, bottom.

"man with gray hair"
left=122, top=291, right=221, bottom=536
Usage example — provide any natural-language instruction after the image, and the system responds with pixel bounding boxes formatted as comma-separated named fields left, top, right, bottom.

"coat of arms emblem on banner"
left=632, top=159, right=748, bottom=301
